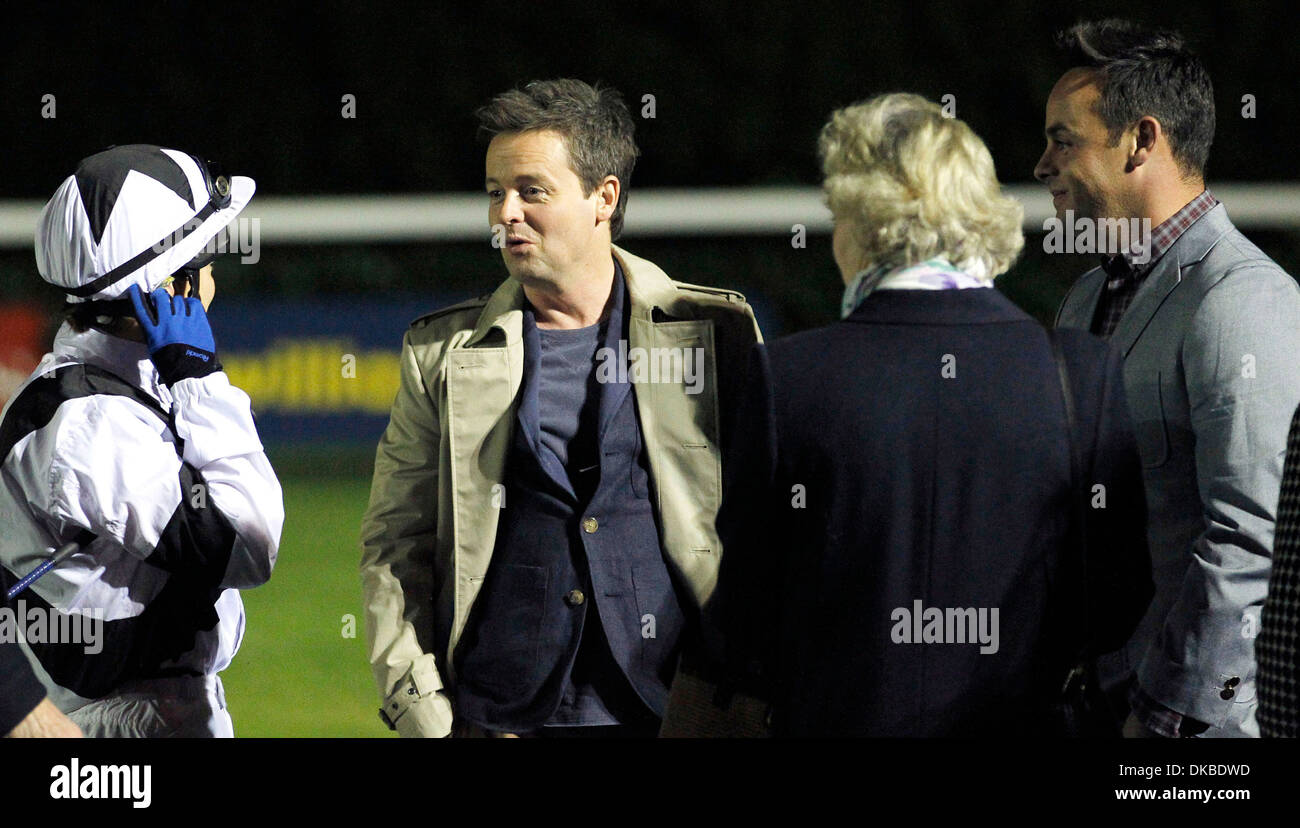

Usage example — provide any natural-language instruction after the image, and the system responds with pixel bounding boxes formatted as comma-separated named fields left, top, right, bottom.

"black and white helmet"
left=36, top=144, right=255, bottom=303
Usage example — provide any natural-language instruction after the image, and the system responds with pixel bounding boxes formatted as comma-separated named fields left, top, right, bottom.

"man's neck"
left=1133, top=179, right=1206, bottom=229
left=525, top=256, right=617, bottom=330
left=92, top=318, right=145, bottom=342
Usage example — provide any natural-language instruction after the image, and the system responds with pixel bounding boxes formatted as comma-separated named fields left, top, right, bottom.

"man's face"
left=485, top=129, right=606, bottom=288
left=1034, top=68, right=1133, bottom=220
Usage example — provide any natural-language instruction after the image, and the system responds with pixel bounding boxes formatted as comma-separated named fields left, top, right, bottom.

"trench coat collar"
left=463, top=277, right=525, bottom=348
left=616, top=245, right=706, bottom=322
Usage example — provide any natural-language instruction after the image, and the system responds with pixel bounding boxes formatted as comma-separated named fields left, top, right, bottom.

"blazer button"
left=565, top=589, right=586, bottom=607
left=1221, top=689, right=1235, bottom=700
left=1225, top=677, right=1240, bottom=689
left=582, top=517, right=599, bottom=534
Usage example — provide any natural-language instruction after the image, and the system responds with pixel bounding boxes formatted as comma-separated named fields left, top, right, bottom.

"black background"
left=2, top=0, right=1296, bottom=335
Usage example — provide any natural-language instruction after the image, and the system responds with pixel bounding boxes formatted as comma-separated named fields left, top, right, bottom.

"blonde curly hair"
left=819, top=93, right=1024, bottom=279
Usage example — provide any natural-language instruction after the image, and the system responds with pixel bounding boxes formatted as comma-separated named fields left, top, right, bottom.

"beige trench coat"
left=360, top=246, right=762, bottom=736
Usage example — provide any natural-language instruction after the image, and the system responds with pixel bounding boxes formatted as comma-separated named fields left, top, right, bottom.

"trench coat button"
left=1225, top=677, right=1240, bottom=688
left=1220, top=688, right=1235, bottom=700
left=582, top=517, right=599, bottom=534
left=565, top=589, right=585, bottom=607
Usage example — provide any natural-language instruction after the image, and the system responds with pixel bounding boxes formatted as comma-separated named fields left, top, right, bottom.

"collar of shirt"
left=51, top=322, right=171, bottom=407
left=1105, top=189, right=1219, bottom=282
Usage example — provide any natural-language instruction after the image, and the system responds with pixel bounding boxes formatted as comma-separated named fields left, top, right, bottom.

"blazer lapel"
left=595, top=264, right=632, bottom=445
left=1056, top=268, right=1105, bottom=330
left=514, top=305, right=577, bottom=498
left=1108, top=253, right=1183, bottom=357
left=1110, top=203, right=1235, bottom=357
left=514, top=308, right=542, bottom=458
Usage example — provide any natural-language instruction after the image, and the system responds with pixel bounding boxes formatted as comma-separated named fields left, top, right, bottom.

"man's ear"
left=594, top=176, right=620, bottom=224
left=1129, top=116, right=1162, bottom=169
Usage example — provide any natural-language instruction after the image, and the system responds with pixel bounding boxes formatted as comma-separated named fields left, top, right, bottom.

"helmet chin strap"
left=171, top=266, right=200, bottom=301
left=66, top=266, right=205, bottom=329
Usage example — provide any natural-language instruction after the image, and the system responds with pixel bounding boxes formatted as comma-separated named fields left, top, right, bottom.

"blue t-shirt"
left=536, top=323, right=602, bottom=476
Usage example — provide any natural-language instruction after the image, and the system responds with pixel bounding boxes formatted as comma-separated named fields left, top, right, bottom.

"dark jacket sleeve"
left=1075, top=335, right=1155, bottom=655
left=1257, top=401, right=1300, bottom=737
left=1, top=642, right=47, bottom=735
left=706, top=343, right=782, bottom=694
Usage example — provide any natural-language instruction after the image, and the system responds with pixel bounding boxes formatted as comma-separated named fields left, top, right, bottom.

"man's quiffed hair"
left=476, top=79, right=640, bottom=239
left=1056, top=19, right=1215, bottom=178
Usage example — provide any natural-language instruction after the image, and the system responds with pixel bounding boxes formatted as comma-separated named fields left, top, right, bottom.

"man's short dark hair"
left=476, top=78, right=639, bottom=239
left=62, top=302, right=134, bottom=336
left=63, top=302, right=99, bottom=333
left=1056, top=19, right=1214, bottom=178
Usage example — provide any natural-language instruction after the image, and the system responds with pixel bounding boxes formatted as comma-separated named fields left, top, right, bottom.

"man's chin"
left=1051, top=193, right=1072, bottom=219
left=501, top=254, right=533, bottom=281
left=1055, top=197, right=1104, bottom=222
left=504, top=262, right=553, bottom=289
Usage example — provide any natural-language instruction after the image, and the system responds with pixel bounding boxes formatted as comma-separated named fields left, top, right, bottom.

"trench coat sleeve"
left=360, top=329, right=453, bottom=738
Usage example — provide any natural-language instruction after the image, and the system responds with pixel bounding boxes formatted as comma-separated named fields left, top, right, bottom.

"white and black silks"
left=0, top=323, right=283, bottom=715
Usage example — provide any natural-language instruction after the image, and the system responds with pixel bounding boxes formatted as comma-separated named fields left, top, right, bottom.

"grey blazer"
left=1055, top=203, right=1300, bottom=737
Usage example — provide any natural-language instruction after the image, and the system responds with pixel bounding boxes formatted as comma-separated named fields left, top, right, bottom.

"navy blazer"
left=453, top=267, right=686, bottom=730
left=710, top=287, right=1153, bottom=737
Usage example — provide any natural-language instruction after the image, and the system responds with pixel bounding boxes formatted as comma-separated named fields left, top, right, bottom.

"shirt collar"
left=1110, top=189, right=1219, bottom=277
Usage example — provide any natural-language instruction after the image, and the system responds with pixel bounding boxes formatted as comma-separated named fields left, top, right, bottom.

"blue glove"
left=127, top=285, right=221, bottom=385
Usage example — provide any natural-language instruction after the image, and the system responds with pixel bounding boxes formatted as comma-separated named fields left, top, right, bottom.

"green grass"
left=221, top=473, right=396, bottom=737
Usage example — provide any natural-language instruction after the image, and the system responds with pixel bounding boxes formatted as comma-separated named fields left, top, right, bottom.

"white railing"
left=3, top=184, right=1299, bottom=247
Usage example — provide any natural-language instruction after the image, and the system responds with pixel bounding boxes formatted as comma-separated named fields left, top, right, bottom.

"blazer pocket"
left=1131, top=373, right=1170, bottom=469
left=454, top=563, right=548, bottom=697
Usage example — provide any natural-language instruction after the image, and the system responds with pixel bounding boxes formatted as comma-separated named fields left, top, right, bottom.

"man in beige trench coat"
left=360, top=78, right=762, bottom=737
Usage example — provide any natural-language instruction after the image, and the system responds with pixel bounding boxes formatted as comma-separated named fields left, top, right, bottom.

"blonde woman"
left=707, top=94, right=1152, bottom=736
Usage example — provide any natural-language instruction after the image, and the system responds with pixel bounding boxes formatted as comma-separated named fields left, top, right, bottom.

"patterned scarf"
left=840, top=257, right=992, bottom=319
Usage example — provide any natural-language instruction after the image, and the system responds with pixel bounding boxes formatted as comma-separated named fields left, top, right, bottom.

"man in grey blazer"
left=1039, top=19, right=1300, bottom=738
